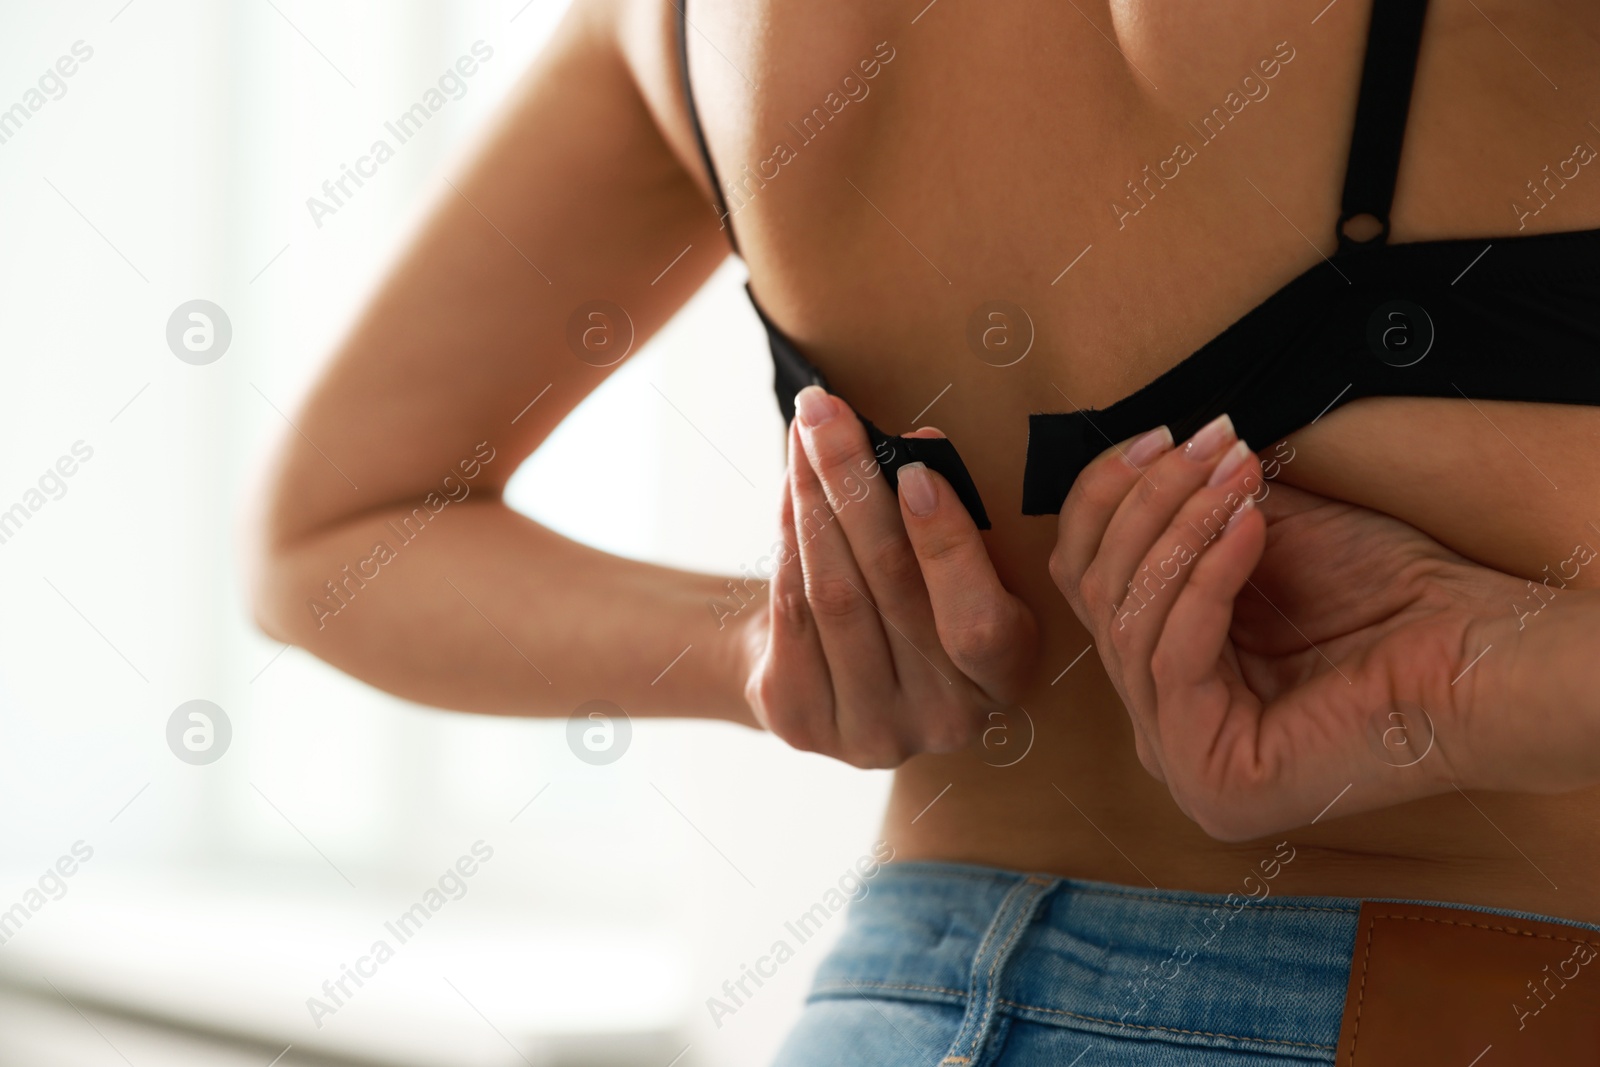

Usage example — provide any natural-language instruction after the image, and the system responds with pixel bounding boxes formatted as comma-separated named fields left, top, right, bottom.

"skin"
left=251, top=0, right=1600, bottom=925
left=1054, top=421, right=1600, bottom=842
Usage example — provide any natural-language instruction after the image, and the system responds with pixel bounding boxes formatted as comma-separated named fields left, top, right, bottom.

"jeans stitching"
left=875, top=868, right=1360, bottom=916
left=811, top=980, right=1340, bottom=1052
left=966, top=877, right=1053, bottom=1061
left=813, top=979, right=967, bottom=998
left=1064, top=885, right=1359, bottom=916
left=937, top=879, right=1019, bottom=1060
left=999, top=1000, right=1341, bottom=1053
left=932, top=876, right=1056, bottom=1064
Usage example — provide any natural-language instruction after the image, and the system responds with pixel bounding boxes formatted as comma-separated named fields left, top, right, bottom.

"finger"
left=1053, top=424, right=1175, bottom=614
left=1111, top=445, right=1265, bottom=656
left=1147, top=499, right=1268, bottom=828
left=1131, top=727, right=1169, bottom=785
left=754, top=468, right=838, bottom=755
left=795, top=387, right=947, bottom=677
left=898, top=457, right=1037, bottom=702
left=1155, top=496, right=1265, bottom=694
left=1108, top=448, right=1265, bottom=741
left=788, top=418, right=902, bottom=757
left=1081, top=414, right=1242, bottom=622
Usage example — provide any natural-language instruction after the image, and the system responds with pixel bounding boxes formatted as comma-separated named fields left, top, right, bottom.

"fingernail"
left=1124, top=425, right=1173, bottom=468
left=899, top=462, right=936, bottom=516
left=1206, top=438, right=1252, bottom=487
left=796, top=386, right=836, bottom=427
left=1183, top=413, right=1236, bottom=462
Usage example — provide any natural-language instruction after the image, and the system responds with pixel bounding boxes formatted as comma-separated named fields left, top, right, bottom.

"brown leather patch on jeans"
left=1334, top=901, right=1600, bottom=1065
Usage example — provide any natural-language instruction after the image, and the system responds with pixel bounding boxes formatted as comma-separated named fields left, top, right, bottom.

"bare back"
left=624, top=0, right=1600, bottom=920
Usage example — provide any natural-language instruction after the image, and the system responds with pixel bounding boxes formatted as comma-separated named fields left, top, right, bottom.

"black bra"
left=678, top=0, right=1600, bottom=529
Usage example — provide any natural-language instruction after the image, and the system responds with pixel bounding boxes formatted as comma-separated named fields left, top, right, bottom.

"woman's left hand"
left=1047, top=414, right=1590, bottom=841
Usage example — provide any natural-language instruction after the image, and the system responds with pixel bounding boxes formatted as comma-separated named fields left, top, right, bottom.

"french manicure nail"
left=1206, top=438, right=1252, bottom=487
left=899, top=462, right=937, bottom=516
left=1184, top=413, right=1236, bottom=462
left=1124, top=425, right=1174, bottom=468
left=796, top=386, right=836, bottom=427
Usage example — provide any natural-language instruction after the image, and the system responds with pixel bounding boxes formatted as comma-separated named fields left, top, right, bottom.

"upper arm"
left=258, top=0, right=729, bottom=550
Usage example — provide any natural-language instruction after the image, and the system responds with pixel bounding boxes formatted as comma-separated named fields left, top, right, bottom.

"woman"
left=252, top=0, right=1600, bottom=1061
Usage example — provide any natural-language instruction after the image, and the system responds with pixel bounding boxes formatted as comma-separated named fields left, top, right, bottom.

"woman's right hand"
left=1047, top=418, right=1600, bottom=841
left=737, top=386, right=1038, bottom=768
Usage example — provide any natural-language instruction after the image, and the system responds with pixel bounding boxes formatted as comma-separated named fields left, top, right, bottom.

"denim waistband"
left=807, top=860, right=1600, bottom=1062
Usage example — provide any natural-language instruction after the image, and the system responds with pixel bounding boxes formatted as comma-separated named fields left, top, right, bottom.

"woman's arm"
left=249, top=0, right=754, bottom=722
left=1460, top=582, right=1600, bottom=796
left=250, top=0, right=1039, bottom=758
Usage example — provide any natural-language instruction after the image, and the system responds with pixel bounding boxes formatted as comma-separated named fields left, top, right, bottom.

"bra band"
left=1021, top=0, right=1451, bottom=516
left=675, top=0, right=1600, bottom=534
left=755, top=288, right=992, bottom=528
left=1337, top=0, right=1431, bottom=252
left=1019, top=234, right=1600, bottom=514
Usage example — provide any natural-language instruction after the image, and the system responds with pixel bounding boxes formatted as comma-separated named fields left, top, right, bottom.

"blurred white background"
left=0, top=2, right=890, bottom=1064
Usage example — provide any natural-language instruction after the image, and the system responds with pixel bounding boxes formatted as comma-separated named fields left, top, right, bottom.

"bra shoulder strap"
left=1336, top=0, right=1431, bottom=252
left=676, top=0, right=740, bottom=252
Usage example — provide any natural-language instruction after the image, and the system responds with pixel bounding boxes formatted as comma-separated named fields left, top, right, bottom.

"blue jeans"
left=770, top=860, right=1600, bottom=1066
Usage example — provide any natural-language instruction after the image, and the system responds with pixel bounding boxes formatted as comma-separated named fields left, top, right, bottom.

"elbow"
left=242, top=452, right=316, bottom=648
left=246, top=527, right=312, bottom=647
left=249, top=554, right=303, bottom=646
